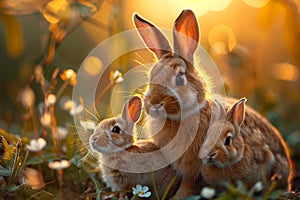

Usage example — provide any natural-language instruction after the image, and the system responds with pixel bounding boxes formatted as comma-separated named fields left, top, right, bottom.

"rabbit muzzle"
left=89, top=131, right=109, bottom=153
left=89, top=130, right=130, bottom=154
left=144, top=84, right=181, bottom=120
left=148, top=103, right=167, bottom=118
left=203, top=151, right=218, bottom=165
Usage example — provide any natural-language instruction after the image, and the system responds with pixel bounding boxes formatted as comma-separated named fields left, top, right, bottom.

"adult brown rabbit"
left=133, top=9, right=293, bottom=198
left=89, top=96, right=180, bottom=199
left=200, top=98, right=291, bottom=191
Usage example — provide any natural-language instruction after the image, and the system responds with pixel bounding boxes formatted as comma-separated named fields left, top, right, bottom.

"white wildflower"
left=253, top=181, right=263, bottom=192
left=19, top=86, right=35, bottom=109
left=110, top=70, right=124, bottom=83
left=45, top=93, right=56, bottom=107
left=26, top=138, right=47, bottom=152
left=69, top=104, right=83, bottom=116
left=200, top=187, right=216, bottom=199
left=132, top=184, right=151, bottom=198
left=59, top=96, right=74, bottom=110
left=115, top=76, right=124, bottom=83
left=55, top=126, right=68, bottom=140
left=40, top=111, right=52, bottom=127
left=48, top=159, right=71, bottom=170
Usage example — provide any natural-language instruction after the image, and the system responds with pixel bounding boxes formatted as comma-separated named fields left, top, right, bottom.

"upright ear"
left=133, top=13, right=172, bottom=59
left=211, top=99, right=226, bottom=123
left=122, top=96, right=142, bottom=127
left=226, top=98, right=246, bottom=128
left=173, top=9, right=199, bottom=63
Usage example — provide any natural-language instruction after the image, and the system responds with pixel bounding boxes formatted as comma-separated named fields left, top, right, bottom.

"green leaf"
left=90, top=174, right=103, bottom=200
left=26, top=156, right=44, bottom=165
left=0, top=165, right=11, bottom=176
left=69, top=153, right=82, bottom=167
left=215, top=193, right=235, bottom=200
left=7, top=184, right=21, bottom=193
left=41, top=152, right=58, bottom=161
left=268, top=190, right=286, bottom=199
left=236, top=180, right=248, bottom=194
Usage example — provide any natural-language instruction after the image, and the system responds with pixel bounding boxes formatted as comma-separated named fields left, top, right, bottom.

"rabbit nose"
left=152, top=103, right=163, bottom=109
left=149, top=103, right=165, bottom=113
left=207, top=152, right=217, bottom=160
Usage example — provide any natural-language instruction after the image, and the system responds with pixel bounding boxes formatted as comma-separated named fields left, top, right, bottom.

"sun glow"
left=242, top=0, right=270, bottom=8
left=208, top=24, right=237, bottom=54
left=273, top=63, right=299, bottom=81
left=172, top=0, right=233, bottom=16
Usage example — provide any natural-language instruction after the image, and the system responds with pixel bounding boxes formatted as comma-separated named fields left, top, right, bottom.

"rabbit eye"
left=224, top=136, right=232, bottom=146
left=112, top=126, right=121, bottom=133
left=175, top=72, right=185, bottom=86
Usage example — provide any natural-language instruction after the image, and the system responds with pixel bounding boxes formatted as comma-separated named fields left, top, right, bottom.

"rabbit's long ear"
left=173, top=9, right=199, bottom=63
left=122, top=96, right=142, bottom=129
left=226, top=98, right=246, bottom=128
left=133, top=13, right=172, bottom=59
left=211, top=99, right=226, bottom=123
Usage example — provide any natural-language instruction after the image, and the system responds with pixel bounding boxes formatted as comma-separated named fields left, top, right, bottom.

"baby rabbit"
left=133, top=9, right=293, bottom=198
left=200, top=98, right=292, bottom=191
left=89, top=96, right=180, bottom=199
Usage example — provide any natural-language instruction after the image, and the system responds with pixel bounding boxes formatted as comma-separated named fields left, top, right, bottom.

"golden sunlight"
left=208, top=24, right=236, bottom=54
left=242, top=0, right=270, bottom=8
left=83, top=56, right=103, bottom=76
left=171, top=0, right=233, bottom=16
left=273, top=63, right=299, bottom=81
left=43, top=0, right=68, bottom=24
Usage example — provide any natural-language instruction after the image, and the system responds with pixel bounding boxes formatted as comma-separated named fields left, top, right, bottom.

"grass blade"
left=161, top=175, right=178, bottom=200
left=152, top=171, right=160, bottom=200
left=90, top=174, right=103, bottom=200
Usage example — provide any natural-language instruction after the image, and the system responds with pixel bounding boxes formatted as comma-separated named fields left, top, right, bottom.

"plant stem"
left=30, top=105, right=38, bottom=139
left=93, top=81, right=115, bottom=107
left=56, top=81, right=69, bottom=100
left=57, top=169, right=63, bottom=191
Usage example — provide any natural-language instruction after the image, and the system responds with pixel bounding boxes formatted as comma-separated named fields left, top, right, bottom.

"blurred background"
left=0, top=0, right=300, bottom=196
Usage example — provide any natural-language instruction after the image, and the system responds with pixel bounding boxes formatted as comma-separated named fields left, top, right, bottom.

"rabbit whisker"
left=134, top=52, right=147, bottom=64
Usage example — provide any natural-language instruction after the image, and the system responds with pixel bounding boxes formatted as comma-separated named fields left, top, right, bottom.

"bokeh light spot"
left=83, top=56, right=103, bottom=76
left=173, top=0, right=233, bottom=16
left=243, top=0, right=270, bottom=8
left=43, top=0, right=68, bottom=24
left=208, top=24, right=237, bottom=54
left=273, top=63, right=299, bottom=81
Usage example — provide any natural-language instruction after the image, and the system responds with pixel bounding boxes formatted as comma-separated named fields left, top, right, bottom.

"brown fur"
left=143, top=54, right=213, bottom=198
left=89, top=97, right=180, bottom=199
left=200, top=99, right=293, bottom=191
left=133, top=9, right=293, bottom=198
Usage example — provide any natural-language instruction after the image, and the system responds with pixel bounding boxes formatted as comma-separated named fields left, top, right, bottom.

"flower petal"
left=132, top=187, right=138, bottom=195
left=143, top=191, right=151, bottom=198
left=113, top=70, right=120, bottom=79
left=37, top=138, right=47, bottom=148
left=200, top=187, right=216, bottom=199
left=142, top=186, right=149, bottom=192
left=136, top=184, right=142, bottom=191
left=69, top=105, right=83, bottom=116
left=115, top=76, right=124, bottom=83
